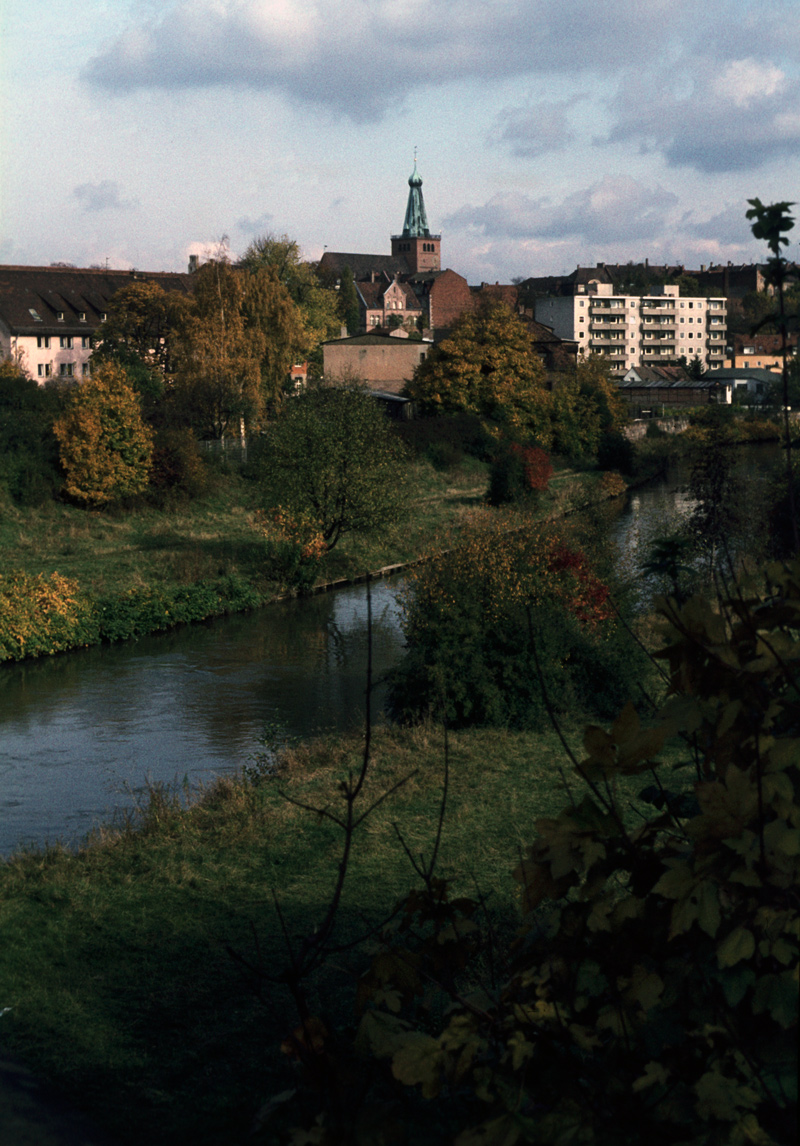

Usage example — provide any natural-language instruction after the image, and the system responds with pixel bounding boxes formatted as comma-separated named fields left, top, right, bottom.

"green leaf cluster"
left=289, top=560, right=799, bottom=1145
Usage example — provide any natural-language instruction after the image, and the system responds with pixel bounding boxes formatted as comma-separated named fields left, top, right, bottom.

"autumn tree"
left=258, top=381, right=406, bottom=551
left=408, top=302, right=551, bottom=443
left=551, top=354, right=628, bottom=460
left=93, top=281, right=192, bottom=380
left=172, top=259, right=266, bottom=439
left=240, top=263, right=308, bottom=406
left=241, top=234, right=341, bottom=375
left=53, top=362, right=153, bottom=505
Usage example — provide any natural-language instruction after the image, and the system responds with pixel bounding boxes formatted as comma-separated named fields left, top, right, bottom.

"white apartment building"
left=535, top=283, right=727, bottom=374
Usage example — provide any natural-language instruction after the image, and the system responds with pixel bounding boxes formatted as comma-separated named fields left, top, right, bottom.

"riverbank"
left=0, top=455, right=620, bottom=663
left=0, top=717, right=677, bottom=1145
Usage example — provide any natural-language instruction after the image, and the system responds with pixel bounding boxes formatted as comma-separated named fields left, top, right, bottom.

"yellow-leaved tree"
left=407, top=302, right=552, bottom=444
left=53, top=362, right=153, bottom=506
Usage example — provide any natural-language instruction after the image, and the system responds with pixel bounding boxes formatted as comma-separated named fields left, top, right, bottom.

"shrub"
left=0, top=571, right=98, bottom=660
left=53, top=362, right=153, bottom=506
left=253, top=506, right=325, bottom=592
left=488, top=442, right=553, bottom=506
left=0, top=363, right=64, bottom=505
left=387, top=520, right=643, bottom=729
left=395, top=412, right=495, bottom=463
left=148, top=426, right=209, bottom=503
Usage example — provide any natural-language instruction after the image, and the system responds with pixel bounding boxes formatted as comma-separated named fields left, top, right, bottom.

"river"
left=0, top=580, right=405, bottom=854
left=0, top=443, right=782, bottom=855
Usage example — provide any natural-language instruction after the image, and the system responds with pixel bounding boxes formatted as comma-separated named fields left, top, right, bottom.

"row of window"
left=37, top=335, right=92, bottom=349
left=29, top=309, right=105, bottom=323
left=37, top=363, right=91, bottom=378
left=579, top=299, right=718, bottom=309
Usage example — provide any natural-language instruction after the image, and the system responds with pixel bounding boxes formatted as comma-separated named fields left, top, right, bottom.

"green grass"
left=0, top=718, right=686, bottom=1144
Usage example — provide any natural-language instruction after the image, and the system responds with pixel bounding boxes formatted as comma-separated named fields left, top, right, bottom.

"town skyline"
left=3, top=1, right=799, bottom=282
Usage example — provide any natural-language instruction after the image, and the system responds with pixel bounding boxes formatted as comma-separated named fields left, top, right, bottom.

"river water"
left=0, top=444, right=781, bottom=855
left=0, top=580, right=405, bottom=854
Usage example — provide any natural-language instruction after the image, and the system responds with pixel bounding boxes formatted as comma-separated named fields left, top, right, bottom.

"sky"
left=2, top=0, right=799, bottom=283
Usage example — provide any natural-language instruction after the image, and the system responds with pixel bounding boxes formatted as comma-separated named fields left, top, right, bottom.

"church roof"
left=317, top=251, right=410, bottom=280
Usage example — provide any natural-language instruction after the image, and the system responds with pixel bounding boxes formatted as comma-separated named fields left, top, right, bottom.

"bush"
left=387, top=520, right=644, bottom=730
left=487, top=442, right=553, bottom=506
left=0, top=364, right=64, bottom=505
left=148, top=426, right=209, bottom=503
left=0, top=571, right=98, bottom=660
left=53, top=362, right=153, bottom=506
left=395, top=412, right=495, bottom=463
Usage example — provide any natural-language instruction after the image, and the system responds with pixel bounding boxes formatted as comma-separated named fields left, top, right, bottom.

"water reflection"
left=0, top=580, right=405, bottom=854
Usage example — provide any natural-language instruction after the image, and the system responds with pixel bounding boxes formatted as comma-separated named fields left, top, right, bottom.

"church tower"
left=391, top=160, right=441, bottom=274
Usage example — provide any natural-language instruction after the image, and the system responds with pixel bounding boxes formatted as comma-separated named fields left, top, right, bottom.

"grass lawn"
left=0, top=717, right=683, bottom=1144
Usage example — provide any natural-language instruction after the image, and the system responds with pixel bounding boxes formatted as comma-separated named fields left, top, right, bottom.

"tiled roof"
left=317, top=252, right=410, bottom=280
left=0, top=265, right=194, bottom=336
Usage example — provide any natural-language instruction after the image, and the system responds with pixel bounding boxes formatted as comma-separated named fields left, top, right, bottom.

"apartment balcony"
left=590, top=319, right=625, bottom=330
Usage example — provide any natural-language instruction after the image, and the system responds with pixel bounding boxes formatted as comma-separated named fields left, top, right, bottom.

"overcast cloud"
left=3, top=0, right=798, bottom=279
left=71, top=181, right=138, bottom=213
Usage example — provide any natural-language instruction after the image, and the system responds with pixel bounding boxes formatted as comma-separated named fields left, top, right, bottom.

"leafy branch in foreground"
left=266, top=559, right=799, bottom=1146
left=746, top=197, right=798, bottom=553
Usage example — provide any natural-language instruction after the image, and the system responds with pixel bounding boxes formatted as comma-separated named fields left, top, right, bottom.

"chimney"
left=188, top=254, right=199, bottom=273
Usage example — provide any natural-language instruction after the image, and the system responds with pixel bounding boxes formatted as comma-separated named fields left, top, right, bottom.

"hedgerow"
left=0, top=571, right=261, bottom=661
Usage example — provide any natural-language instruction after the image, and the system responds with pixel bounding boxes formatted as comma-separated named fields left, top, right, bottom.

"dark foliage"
left=0, top=365, right=65, bottom=504
left=597, top=429, right=635, bottom=475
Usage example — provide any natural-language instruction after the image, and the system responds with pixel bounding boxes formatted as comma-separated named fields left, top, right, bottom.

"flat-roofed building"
left=535, top=282, right=726, bottom=375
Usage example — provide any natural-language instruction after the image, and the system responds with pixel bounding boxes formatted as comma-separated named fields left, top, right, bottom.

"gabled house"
left=0, top=264, right=193, bottom=383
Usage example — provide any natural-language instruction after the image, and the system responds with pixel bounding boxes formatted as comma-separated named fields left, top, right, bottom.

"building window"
left=82, top=362, right=91, bottom=376
left=60, top=336, right=73, bottom=349
left=59, top=363, right=74, bottom=377
left=79, top=312, right=86, bottom=322
left=37, top=335, right=51, bottom=348
left=81, top=336, right=91, bottom=349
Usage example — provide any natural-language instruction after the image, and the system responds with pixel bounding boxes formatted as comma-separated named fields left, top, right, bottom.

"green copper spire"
left=402, top=160, right=430, bottom=238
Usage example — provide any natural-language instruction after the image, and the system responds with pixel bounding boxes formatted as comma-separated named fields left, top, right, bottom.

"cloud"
left=83, top=0, right=687, bottom=120
left=607, top=58, right=800, bottom=173
left=682, top=202, right=757, bottom=247
left=447, top=177, right=678, bottom=245
left=235, top=212, right=275, bottom=236
left=488, top=99, right=579, bottom=158
left=71, top=180, right=137, bottom=212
